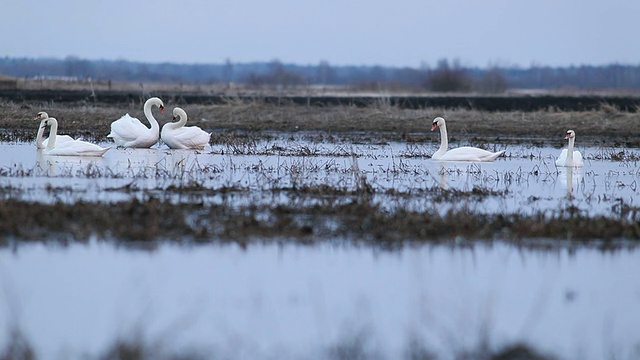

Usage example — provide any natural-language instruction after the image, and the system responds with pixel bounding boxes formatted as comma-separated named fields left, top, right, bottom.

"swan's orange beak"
left=431, top=123, right=438, bottom=131
left=159, top=105, right=165, bottom=114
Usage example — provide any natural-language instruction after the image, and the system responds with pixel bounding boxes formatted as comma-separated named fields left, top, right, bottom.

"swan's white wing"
left=46, top=140, right=110, bottom=157
left=108, top=114, right=152, bottom=145
left=573, top=151, right=584, bottom=167
left=437, top=146, right=503, bottom=162
left=555, top=149, right=568, bottom=166
left=477, top=149, right=505, bottom=161
left=162, top=126, right=211, bottom=149
left=42, top=134, right=74, bottom=147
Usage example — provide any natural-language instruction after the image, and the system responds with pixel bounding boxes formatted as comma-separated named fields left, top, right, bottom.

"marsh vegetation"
left=1, top=90, right=639, bottom=359
left=1, top=95, right=640, bottom=244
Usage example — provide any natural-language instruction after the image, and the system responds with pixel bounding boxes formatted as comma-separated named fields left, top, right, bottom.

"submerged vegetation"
left=1, top=189, right=638, bottom=246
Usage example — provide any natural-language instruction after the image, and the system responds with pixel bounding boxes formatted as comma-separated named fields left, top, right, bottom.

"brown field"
left=1, top=85, right=640, bottom=147
left=1, top=84, right=640, bottom=244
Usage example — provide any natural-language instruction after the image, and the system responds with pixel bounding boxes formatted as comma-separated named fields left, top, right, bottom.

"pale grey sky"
left=3, top=0, right=639, bottom=68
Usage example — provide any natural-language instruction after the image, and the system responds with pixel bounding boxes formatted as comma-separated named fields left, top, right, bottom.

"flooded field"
left=0, top=137, right=639, bottom=217
left=1, top=133, right=640, bottom=359
left=1, top=95, right=640, bottom=359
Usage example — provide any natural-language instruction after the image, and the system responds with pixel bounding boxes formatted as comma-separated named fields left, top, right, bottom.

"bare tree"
left=426, top=59, right=472, bottom=92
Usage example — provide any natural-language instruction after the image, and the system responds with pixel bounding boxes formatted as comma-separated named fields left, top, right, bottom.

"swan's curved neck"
left=36, top=120, right=46, bottom=149
left=434, top=123, right=448, bottom=158
left=566, top=136, right=575, bottom=166
left=143, top=100, right=160, bottom=132
left=45, top=119, right=59, bottom=150
left=170, top=110, right=188, bottom=129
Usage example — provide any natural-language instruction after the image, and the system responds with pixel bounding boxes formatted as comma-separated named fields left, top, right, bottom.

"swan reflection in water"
left=36, top=150, right=55, bottom=175
left=434, top=162, right=485, bottom=190
left=436, top=163, right=449, bottom=189
left=37, top=150, right=106, bottom=177
left=558, top=167, right=583, bottom=199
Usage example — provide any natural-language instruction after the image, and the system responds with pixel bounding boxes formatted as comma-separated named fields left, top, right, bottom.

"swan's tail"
left=485, top=150, right=506, bottom=161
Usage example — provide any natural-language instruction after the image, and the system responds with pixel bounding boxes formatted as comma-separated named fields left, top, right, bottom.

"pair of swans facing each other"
left=35, top=112, right=110, bottom=157
left=108, top=97, right=211, bottom=150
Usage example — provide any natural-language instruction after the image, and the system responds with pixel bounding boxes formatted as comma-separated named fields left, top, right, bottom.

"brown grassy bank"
left=1, top=93, right=640, bottom=146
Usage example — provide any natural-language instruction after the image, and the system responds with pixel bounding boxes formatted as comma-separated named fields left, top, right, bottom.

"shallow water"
left=1, top=139, right=639, bottom=216
left=0, top=242, right=638, bottom=359
left=2, top=138, right=640, bottom=359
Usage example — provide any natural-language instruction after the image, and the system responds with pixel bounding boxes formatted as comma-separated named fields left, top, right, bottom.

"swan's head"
left=35, top=111, right=49, bottom=120
left=172, top=107, right=187, bottom=121
left=147, top=97, right=165, bottom=114
left=41, top=117, right=57, bottom=129
left=564, top=130, right=576, bottom=140
left=431, top=117, right=445, bottom=131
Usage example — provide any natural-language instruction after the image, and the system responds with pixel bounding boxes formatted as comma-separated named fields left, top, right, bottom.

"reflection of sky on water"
left=1, top=139, right=638, bottom=215
left=0, top=242, right=638, bottom=359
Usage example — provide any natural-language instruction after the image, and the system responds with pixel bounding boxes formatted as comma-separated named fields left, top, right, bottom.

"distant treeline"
left=2, top=56, right=640, bottom=92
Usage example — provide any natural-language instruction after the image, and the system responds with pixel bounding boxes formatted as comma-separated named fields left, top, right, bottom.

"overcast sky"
left=3, top=0, right=639, bottom=68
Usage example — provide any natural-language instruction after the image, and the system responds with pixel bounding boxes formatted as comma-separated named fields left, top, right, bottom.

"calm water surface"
left=0, top=242, right=638, bottom=359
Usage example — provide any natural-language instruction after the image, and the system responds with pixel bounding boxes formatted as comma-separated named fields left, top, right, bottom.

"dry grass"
left=2, top=96, right=640, bottom=146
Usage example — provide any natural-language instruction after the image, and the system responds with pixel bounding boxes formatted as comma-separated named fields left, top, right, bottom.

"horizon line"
left=2, top=55, right=639, bottom=70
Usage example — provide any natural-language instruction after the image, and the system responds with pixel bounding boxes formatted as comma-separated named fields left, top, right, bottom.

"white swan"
left=41, top=117, right=110, bottom=157
left=161, top=107, right=211, bottom=150
left=35, top=111, right=74, bottom=149
left=555, top=130, right=584, bottom=167
left=430, top=117, right=505, bottom=162
left=107, top=97, right=164, bottom=148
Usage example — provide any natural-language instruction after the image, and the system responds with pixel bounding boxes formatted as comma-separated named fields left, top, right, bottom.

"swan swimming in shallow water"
left=41, top=117, right=110, bottom=157
left=161, top=107, right=211, bottom=150
left=430, top=117, right=505, bottom=162
left=34, top=111, right=74, bottom=149
left=555, top=130, right=584, bottom=167
left=108, top=97, right=164, bottom=148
